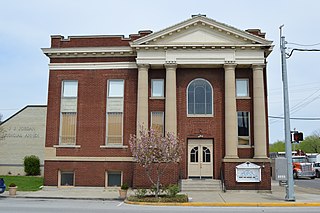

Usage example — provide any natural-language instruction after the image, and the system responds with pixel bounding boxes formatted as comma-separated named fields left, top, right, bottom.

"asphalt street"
left=295, top=178, right=320, bottom=190
left=0, top=198, right=319, bottom=213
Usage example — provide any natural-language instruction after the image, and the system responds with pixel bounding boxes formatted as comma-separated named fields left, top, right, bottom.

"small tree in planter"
left=129, top=125, right=182, bottom=198
left=119, top=183, right=129, bottom=199
left=8, top=183, right=17, bottom=196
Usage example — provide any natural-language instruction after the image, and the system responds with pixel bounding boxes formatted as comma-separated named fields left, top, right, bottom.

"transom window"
left=62, top=81, right=78, bottom=98
left=187, top=78, right=213, bottom=115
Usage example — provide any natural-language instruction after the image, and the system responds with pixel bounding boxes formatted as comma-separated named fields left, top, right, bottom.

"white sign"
left=236, top=162, right=261, bottom=182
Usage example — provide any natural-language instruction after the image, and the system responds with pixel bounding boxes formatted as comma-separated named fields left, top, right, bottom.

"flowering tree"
left=129, top=125, right=182, bottom=198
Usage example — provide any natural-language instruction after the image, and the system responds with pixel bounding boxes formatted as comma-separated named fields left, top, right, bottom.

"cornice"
left=42, top=47, right=135, bottom=58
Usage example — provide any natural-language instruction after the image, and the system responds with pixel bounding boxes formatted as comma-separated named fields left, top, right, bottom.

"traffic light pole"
left=280, top=25, right=295, bottom=201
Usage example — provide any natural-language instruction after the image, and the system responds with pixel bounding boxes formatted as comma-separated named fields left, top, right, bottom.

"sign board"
left=236, top=162, right=261, bottom=182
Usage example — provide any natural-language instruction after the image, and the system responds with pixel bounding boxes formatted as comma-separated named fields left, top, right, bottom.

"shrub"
left=165, top=184, right=180, bottom=197
left=121, top=183, right=129, bottom=190
left=24, top=155, right=40, bottom=176
left=127, top=194, right=188, bottom=203
left=9, top=183, right=16, bottom=187
left=135, top=188, right=147, bottom=198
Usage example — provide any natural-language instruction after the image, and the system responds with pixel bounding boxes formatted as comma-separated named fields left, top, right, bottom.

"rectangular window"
left=60, top=171, right=74, bottom=186
left=62, top=81, right=78, bottom=97
left=151, top=79, right=164, bottom=97
left=106, top=112, right=123, bottom=145
left=237, top=111, right=250, bottom=145
left=236, top=79, right=249, bottom=97
left=151, top=111, right=164, bottom=134
left=60, top=112, right=77, bottom=145
left=107, top=171, right=122, bottom=187
left=108, top=80, right=124, bottom=97
left=106, top=80, right=124, bottom=146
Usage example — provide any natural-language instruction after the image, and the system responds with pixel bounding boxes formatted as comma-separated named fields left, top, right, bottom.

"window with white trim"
left=237, top=111, right=250, bottom=146
left=236, top=79, right=249, bottom=97
left=60, top=80, right=78, bottom=145
left=107, top=171, right=122, bottom=187
left=187, top=78, right=213, bottom=115
left=60, top=171, right=74, bottom=186
left=62, top=81, right=78, bottom=98
left=151, top=79, right=164, bottom=97
left=106, top=80, right=124, bottom=146
left=151, top=111, right=164, bottom=135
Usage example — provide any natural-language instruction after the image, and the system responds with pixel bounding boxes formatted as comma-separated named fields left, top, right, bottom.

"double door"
left=188, top=139, right=213, bottom=179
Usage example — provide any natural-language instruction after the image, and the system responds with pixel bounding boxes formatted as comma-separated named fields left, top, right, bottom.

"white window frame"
left=62, top=80, right=78, bottom=98
left=108, top=79, right=124, bottom=98
left=236, top=79, right=249, bottom=98
left=151, top=79, right=164, bottom=97
left=237, top=111, right=251, bottom=147
left=105, top=171, right=123, bottom=187
left=58, top=170, right=75, bottom=187
left=106, top=79, right=124, bottom=146
left=150, top=111, right=164, bottom=135
left=186, top=78, right=214, bottom=117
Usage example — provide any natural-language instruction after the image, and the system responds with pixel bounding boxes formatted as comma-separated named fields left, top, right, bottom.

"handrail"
left=220, top=165, right=226, bottom=192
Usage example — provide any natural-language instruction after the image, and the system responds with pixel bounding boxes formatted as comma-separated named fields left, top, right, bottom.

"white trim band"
left=49, top=62, right=138, bottom=70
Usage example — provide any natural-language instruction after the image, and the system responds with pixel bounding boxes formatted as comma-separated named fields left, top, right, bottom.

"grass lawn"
left=1, top=176, right=43, bottom=191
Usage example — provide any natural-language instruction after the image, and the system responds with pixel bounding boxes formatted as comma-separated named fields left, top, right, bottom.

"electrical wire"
left=287, top=42, right=320, bottom=47
left=268, top=116, right=320, bottom=120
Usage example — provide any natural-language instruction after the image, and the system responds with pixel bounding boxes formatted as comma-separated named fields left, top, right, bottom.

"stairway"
left=179, top=179, right=221, bottom=192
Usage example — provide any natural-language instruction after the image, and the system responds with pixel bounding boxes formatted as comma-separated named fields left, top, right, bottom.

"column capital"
left=164, top=61, right=177, bottom=69
left=224, top=62, right=237, bottom=70
left=137, top=64, right=150, bottom=69
left=252, top=64, right=265, bottom=70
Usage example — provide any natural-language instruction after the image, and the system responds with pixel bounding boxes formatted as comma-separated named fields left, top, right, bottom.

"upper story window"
left=151, top=79, right=164, bottom=97
left=237, top=111, right=250, bottom=146
left=62, top=81, right=78, bottom=98
left=187, top=78, right=213, bottom=116
left=236, top=79, right=249, bottom=97
left=108, top=80, right=124, bottom=97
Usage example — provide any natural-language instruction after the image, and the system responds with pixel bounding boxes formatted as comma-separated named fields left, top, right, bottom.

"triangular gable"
left=132, top=15, right=272, bottom=46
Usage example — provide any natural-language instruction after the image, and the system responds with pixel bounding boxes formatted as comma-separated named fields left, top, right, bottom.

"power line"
left=269, top=116, right=320, bottom=120
left=287, top=42, right=320, bottom=47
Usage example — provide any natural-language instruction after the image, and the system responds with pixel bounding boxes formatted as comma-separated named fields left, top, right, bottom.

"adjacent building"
left=0, top=105, right=47, bottom=176
left=42, top=15, right=273, bottom=190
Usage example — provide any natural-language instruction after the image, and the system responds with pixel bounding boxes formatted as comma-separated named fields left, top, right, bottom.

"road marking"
left=117, top=202, right=124, bottom=207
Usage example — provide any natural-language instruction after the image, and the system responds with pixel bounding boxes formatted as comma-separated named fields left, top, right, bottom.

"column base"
left=224, top=155, right=239, bottom=159
left=253, top=155, right=268, bottom=159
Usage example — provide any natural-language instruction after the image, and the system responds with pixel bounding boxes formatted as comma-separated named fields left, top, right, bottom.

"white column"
left=224, top=63, right=238, bottom=159
left=253, top=64, right=268, bottom=158
left=165, top=63, right=177, bottom=136
left=136, top=64, right=149, bottom=135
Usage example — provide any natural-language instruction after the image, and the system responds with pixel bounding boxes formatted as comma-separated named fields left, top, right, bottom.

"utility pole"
left=280, top=25, right=295, bottom=201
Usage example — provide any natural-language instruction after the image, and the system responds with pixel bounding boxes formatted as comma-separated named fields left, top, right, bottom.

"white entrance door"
left=188, top=139, right=213, bottom=178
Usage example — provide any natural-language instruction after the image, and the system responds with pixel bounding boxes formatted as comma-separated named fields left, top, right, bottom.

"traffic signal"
left=293, top=132, right=303, bottom=142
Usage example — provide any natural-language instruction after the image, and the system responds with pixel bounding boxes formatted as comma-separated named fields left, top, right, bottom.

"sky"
left=1, top=0, right=320, bottom=143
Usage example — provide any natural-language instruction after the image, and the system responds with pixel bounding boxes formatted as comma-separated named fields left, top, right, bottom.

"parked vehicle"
left=0, top=178, right=6, bottom=194
left=314, top=162, right=320, bottom=178
left=292, top=156, right=316, bottom=179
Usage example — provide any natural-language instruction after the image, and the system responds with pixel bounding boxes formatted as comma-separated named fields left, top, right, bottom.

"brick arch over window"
left=187, top=78, right=213, bottom=115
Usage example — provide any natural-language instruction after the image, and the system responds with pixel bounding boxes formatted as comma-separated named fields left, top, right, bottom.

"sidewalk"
left=2, top=180, right=320, bottom=206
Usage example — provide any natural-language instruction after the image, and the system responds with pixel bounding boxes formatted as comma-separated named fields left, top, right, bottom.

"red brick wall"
left=132, top=163, right=180, bottom=188
left=44, top=161, right=133, bottom=187
left=45, top=68, right=138, bottom=157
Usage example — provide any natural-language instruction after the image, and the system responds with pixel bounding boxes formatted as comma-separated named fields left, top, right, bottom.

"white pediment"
left=132, top=15, right=273, bottom=47
left=154, top=26, right=247, bottom=45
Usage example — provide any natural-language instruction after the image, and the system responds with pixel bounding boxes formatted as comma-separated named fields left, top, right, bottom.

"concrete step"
left=180, top=179, right=221, bottom=191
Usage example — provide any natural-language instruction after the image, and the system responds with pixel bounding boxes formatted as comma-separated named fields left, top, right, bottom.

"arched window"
left=187, top=78, right=213, bottom=115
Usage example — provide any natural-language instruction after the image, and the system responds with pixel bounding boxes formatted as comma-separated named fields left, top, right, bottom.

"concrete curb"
left=2, top=195, right=122, bottom=201
left=124, top=200, right=320, bottom=207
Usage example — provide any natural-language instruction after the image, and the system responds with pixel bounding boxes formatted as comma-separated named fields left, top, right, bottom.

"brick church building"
left=42, top=15, right=273, bottom=190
